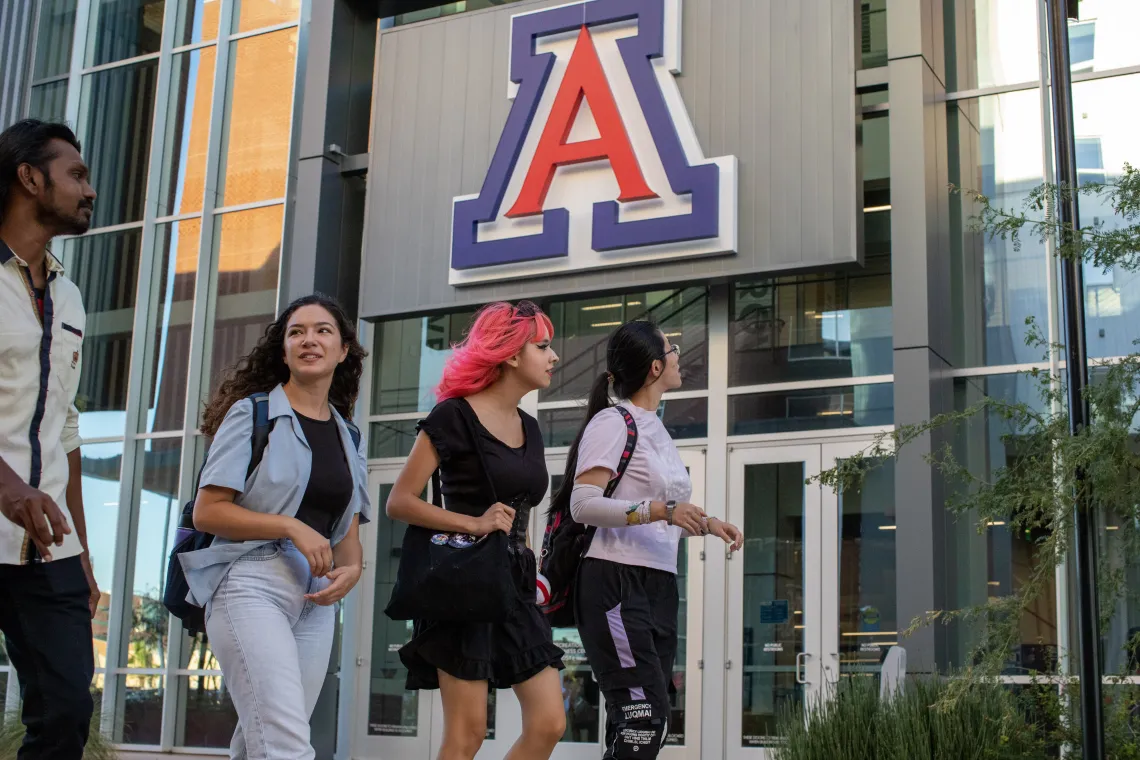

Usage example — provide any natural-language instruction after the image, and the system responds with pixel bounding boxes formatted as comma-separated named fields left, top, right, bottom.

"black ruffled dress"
left=398, top=397, right=565, bottom=689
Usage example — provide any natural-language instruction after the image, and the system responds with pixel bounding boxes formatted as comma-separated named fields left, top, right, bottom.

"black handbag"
left=384, top=402, right=516, bottom=623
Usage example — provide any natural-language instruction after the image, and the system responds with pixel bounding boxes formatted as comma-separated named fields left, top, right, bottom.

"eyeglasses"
left=662, top=344, right=680, bottom=359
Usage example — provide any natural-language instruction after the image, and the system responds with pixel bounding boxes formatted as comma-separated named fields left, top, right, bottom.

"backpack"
left=538, top=405, right=638, bottom=628
left=162, top=393, right=362, bottom=636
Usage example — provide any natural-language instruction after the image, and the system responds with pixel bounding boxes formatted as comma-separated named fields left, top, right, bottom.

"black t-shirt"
left=294, top=411, right=353, bottom=538
left=418, top=398, right=548, bottom=516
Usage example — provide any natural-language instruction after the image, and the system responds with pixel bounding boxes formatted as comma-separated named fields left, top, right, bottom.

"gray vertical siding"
left=360, top=0, right=860, bottom=319
left=0, top=0, right=35, bottom=128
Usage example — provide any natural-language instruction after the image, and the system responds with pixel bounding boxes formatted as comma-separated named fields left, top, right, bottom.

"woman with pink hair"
left=386, top=301, right=565, bottom=760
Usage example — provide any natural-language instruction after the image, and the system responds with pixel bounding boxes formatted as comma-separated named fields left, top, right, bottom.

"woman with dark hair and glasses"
left=185, top=294, right=370, bottom=760
left=549, top=320, right=743, bottom=760
left=387, top=301, right=566, bottom=760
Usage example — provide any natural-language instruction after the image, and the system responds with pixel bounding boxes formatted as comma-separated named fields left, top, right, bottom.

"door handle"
left=795, top=652, right=811, bottom=685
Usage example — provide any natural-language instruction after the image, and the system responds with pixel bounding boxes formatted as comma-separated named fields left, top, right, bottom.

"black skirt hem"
left=401, top=638, right=564, bottom=691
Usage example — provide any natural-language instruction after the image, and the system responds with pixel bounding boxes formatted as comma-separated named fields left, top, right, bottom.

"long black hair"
left=549, top=319, right=665, bottom=517
left=201, top=293, right=368, bottom=436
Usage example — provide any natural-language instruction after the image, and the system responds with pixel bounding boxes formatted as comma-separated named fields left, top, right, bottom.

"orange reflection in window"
left=215, top=205, right=282, bottom=286
left=219, top=28, right=298, bottom=207
left=233, top=0, right=300, bottom=34
left=169, top=47, right=215, bottom=216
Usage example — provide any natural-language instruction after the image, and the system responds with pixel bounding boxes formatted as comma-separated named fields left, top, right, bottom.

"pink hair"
left=436, top=301, right=554, bottom=401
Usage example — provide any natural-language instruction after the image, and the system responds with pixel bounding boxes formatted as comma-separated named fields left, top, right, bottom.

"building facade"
left=1, top=0, right=1139, bottom=758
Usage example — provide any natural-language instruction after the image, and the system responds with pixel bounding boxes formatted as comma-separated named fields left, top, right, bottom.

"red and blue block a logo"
left=449, top=0, right=738, bottom=284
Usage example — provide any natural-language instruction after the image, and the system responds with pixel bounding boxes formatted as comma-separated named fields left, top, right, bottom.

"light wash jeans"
left=205, top=540, right=334, bottom=760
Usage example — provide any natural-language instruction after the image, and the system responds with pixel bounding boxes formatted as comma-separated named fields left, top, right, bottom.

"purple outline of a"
left=450, top=0, right=722, bottom=271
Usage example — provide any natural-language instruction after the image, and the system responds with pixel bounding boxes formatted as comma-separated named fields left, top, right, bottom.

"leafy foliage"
left=814, top=168, right=1140, bottom=711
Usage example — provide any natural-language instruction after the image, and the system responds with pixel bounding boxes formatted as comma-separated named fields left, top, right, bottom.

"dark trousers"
left=0, top=556, right=95, bottom=760
left=576, top=558, right=679, bottom=759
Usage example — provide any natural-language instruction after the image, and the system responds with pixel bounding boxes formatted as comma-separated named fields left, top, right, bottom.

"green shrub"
left=0, top=710, right=118, bottom=760
left=773, top=676, right=1049, bottom=760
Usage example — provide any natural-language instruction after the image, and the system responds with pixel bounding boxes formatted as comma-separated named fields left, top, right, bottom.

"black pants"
left=576, top=558, right=678, bottom=759
left=0, top=557, right=95, bottom=760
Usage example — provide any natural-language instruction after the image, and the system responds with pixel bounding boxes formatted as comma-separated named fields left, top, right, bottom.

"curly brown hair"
left=200, top=294, right=368, bottom=437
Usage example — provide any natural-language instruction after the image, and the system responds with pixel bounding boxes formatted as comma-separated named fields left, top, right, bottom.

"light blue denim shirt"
left=178, top=383, right=371, bottom=606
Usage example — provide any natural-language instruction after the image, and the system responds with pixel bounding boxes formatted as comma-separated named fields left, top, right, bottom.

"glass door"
left=725, top=440, right=895, bottom=759
left=819, top=442, right=897, bottom=691
left=350, top=466, right=431, bottom=760
left=726, top=445, right=824, bottom=760
left=352, top=466, right=511, bottom=760
left=542, top=449, right=705, bottom=760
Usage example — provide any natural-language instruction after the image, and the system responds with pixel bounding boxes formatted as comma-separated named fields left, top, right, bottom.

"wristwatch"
left=665, top=500, right=676, bottom=525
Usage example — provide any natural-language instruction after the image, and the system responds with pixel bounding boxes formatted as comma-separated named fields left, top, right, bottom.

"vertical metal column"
left=1044, top=1, right=1103, bottom=757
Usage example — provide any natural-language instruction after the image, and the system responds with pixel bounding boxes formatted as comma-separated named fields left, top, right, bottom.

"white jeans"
left=205, top=541, right=335, bottom=760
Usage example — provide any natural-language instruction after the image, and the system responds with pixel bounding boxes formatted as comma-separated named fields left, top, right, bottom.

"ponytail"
left=549, top=372, right=612, bottom=517
left=547, top=319, right=664, bottom=517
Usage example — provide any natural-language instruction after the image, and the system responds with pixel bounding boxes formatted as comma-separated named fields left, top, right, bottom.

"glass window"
left=179, top=627, right=220, bottom=670
left=217, top=28, right=298, bottom=207
left=85, top=0, right=165, bottom=68
left=1072, top=75, right=1140, bottom=359
left=1076, top=136, right=1106, bottom=185
left=1069, top=20, right=1096, bottom=70
left=539, top=398, right=708, bottom=449
left=175, top=674, right=236, bottom=748
left=61, top=229, right=142, bottom=439
left=1068, top=1, right=1140, bottom=75
left=33, top=0, right=78, bottom=79
left=126, top=439, right=182, bottom=670
left=368, top=420, right=420, bottom=459
left=542, top=288, right=709, bottom=402
left=370, top=310, right=475, bottom=415
left=79, top=58, right=159, bottom=228
left=143, top=220, right=200, bottom=433
left=28, top=81, right=68, bottom=122
left=728, top=383, right=893, bottom=436
left=158, top=48, right=216, bottom=217
left=860, top=0, right=887, bottom=69
left=204, top=206, right=282, bottom=399
left=730, top=264, right=891, bottom=387
left=946, top=374, right=1058, bottom=673
left=1102, top=518, right=1140, bottom=677
left=952, top=0, right=1040, bottom=91
left=174, top=0, right=220, bottom=46
left=950, top=88, right=1048, bottom=367
left=81, top=441, right=125, bottom=672
left=113, top=673, right=163, bottom=745
left=231, top=0, right=300, bottom=33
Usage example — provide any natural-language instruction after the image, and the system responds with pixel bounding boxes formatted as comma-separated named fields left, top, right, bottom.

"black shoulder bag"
left=384, top=402, right=515, bottom=623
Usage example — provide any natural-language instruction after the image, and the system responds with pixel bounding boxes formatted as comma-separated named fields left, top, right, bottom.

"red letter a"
left=507, top=25, right=656, bottom=218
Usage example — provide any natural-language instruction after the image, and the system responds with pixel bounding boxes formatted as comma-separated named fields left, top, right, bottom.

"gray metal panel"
left=0, top=0, right=34, bottom=128
left=360, top=0, right=859, bottom=319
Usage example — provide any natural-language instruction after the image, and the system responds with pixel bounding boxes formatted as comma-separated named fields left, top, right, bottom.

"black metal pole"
left=1044, top=1, right=1104, bottom=757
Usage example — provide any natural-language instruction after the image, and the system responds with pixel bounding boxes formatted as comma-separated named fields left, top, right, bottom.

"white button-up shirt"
left=0, top=239, right=85, bottom=565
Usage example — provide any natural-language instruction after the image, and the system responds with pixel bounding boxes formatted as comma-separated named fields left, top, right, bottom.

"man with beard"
left=0, top=119, right=99, bottom=760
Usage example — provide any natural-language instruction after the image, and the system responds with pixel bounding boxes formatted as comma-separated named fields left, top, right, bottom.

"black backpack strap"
left=246, top=392, right=272, bottom=481
left=604, top=406, right=638, bottom=498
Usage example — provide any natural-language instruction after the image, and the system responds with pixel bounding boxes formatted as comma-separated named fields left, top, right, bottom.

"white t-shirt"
left=574, top=403, right=693, bottom=574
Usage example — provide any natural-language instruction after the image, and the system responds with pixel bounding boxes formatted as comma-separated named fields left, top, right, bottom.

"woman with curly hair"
left=387, top=301, right=566, bottom=760
left=182, top=293, right=370, bottom=760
